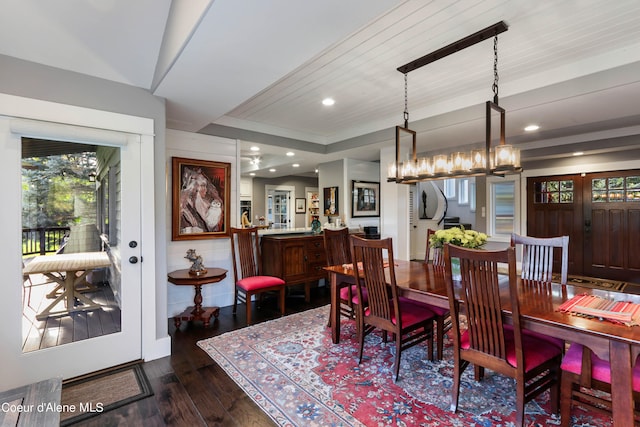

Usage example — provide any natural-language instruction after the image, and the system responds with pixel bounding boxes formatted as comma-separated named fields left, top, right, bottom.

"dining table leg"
left=609, top=340, right=634, bottom=426
left=329, top=272, right=341, bottom=344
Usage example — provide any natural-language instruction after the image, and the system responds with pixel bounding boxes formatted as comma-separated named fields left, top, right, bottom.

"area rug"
left=553, top=274, right=640, bottom=294
left=59, top=361, right=153, bottom=425
left=198, top=305, right=613, bottom=427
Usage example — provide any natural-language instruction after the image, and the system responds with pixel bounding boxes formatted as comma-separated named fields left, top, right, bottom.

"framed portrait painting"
left=172, top=157, right=231, bottom=240
left=351, top=180, right=380, bottom=217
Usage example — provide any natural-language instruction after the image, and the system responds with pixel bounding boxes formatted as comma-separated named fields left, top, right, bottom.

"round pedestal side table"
left=168, top=267, right=227, bottom=328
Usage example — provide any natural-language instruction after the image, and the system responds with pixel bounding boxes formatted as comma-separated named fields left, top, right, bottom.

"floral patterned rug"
left=197, top=305, right=612, bottom=427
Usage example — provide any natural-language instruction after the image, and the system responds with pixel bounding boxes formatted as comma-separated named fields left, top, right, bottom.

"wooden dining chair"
left=510, top=233, right=569, bottom=284
left=426, top=228, right=445, bottom=266
left=423, top=228, right=451, bottom=360
left=350, top=235, right=436, bottom=382
left=323, top=227, right=366, bottom=328
left=560, top=343, right=640, bottom=426
left=444, top=243, right=562, bottom=427
left=230, top=227, right=286, bottom=325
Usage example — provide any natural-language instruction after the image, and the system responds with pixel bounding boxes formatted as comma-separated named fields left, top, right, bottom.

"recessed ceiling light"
left=250, top=146, right=260, bottom=151
left=322, top=98, right=335, bottom=106
left=269, top=168, right=276, bottom=172
left=315, top=169, right=318, bottom=173
left=292, top=163, right=300, bottom=168
left=249, top=172, right=256, bottom=176
left=573, top=151, right=584, bottom=156
left=286, top=151, right=295, bottom=157
left=524, top=124, right=540, bottom=132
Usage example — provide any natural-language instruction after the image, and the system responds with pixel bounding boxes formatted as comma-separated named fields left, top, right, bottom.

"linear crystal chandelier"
left=388, top=21, right=522, bottom=184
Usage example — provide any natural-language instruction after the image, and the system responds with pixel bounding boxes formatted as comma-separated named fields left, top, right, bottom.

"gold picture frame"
left=172, top=157, right=231, bottom=240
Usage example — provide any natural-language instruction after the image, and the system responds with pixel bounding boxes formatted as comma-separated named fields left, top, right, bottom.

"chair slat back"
left=425, top=228, right=441, bottom=265
left=324, top=227, right=351, bottom=266
left=350, top=236, right=399, bottom=330
left=230, top=227, right=261, bottom=281
left=511, top=234, right=569, bottom=284
left=445, top=244, right=520, bottom=363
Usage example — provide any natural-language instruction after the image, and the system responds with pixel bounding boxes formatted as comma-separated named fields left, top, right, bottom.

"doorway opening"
left=266, top=185, right=295, bottom=229
left=21, top=138, right=122, bottom=352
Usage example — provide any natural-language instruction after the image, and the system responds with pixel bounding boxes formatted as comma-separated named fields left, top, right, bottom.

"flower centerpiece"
left=429, top=226, right=488, bottom=250
left=429, top=226, right=488, bottom=279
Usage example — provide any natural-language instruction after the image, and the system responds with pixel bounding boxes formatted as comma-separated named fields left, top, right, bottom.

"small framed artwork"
left=323, top=186, right=339, bottom=216
left=172, top=157, right=231, bottom=240
left=295, top=198, right=306, bottom=213
left=351, top=180, right=380, bottom=217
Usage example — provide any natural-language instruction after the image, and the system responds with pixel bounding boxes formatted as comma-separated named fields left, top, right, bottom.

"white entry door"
left=0, top=106, right=144, bottom=389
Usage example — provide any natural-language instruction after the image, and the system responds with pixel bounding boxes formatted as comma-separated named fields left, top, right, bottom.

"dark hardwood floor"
left=70, top=285, right=331, bottom=426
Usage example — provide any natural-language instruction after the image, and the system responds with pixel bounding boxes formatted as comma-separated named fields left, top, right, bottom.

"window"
left=458, top=179, right=469, bottom=205
left=592, top=175, right=640, bottom=202
left=534, top=179, right=574, bottom=203
left=469, top=180, right=476, bottom=212
left=444, top=178, right=456, bottom=199
left=487, top=175, right=520, bottom=240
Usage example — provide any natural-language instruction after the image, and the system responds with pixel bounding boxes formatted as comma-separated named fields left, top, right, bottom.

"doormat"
left=59, top=361, right=153, bottom=426
left=553, top=274, right=640, bottom=294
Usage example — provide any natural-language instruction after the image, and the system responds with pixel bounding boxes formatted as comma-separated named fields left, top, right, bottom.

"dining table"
left=23, top=251, right=112, bottom=320
left=324, top=260, right=640, bottom=426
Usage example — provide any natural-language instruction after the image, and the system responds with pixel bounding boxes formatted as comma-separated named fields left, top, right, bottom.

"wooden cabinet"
left=261, top=234, right=327, bottom=302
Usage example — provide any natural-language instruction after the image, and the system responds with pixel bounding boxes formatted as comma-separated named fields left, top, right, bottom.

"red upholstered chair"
left=423, top=228, right=451, bottom=360
left=324, top=227, right=367, bottom=329
left=444, top=243, right=562, bottom=427
left=560, top=343, right=640, bottom=426
left=230, top=227, right=286, bottom=325
left=350, top=235, right=435, bottom=382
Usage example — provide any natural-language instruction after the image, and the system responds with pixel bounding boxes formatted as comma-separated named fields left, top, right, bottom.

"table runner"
left=557, top=293, right=640, bottom=326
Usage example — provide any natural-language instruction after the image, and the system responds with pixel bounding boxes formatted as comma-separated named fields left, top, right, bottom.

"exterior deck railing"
left=22, top=227, right=70, bottom=256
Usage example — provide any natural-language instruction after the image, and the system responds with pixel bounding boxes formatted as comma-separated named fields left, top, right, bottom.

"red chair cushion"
left=460, top=327, right=562, bottom=373
left=363, top=298, right=436, bottom=328
left=504, top=324, right=564, bottom=351
left=339, top=285, right=368, bottom=304
left=237, top=275, right=285, bottom=291
left=396, top=298, right=436, bottom=327
left=561, top=343, right=640, bottom=391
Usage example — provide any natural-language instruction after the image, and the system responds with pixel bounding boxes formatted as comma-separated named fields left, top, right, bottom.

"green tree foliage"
left=22, top=152, right=97, bottom=228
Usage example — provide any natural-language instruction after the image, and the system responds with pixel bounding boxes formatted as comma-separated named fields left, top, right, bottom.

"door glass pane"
left=592, top=178, right=606, bottom=190
left=608, top=177, right=624, bottom=189
left=21, top=139, right=121, bottom=353
left=592, top=190, right=607, bottom=202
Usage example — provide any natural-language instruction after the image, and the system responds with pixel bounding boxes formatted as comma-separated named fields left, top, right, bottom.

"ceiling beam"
left=397, top=21, right=509, bottom=74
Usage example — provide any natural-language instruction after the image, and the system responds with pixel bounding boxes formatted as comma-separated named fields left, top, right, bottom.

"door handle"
left=129, top=256, right=138, bottom=264
left=584, top=219, right=591, bottom=233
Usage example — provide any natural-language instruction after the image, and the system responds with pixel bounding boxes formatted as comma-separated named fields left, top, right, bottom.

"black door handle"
left=129, top=256, right=138, bottom=264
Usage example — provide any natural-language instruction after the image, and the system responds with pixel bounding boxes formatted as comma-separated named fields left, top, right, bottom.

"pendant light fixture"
left=388, top=21, right=521, bottom=183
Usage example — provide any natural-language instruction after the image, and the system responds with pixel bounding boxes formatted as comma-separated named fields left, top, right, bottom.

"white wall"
left=380, top=145, right=411, bottom=260
left=165, top=129, right=238, bottom=315
left=318, top=159, right=343, bottom=224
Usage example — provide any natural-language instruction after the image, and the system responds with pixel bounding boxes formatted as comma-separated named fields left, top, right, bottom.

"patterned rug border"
left=60, top=361, right=153, bottom=426
left=198, top=307, right=364, bottom=427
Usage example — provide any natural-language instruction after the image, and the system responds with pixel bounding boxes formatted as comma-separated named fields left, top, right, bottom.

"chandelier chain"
left=492, top=34, right=499, bottom=102
left=403, top=73, right=409, bottom=127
